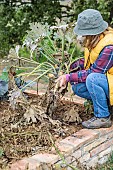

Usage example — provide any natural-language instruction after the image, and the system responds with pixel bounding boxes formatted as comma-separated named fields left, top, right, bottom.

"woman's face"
left=76, top=35, right=86, bottom=45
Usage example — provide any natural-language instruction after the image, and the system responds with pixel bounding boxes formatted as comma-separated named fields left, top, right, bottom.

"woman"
left=57, top=9, right=113, bottom=129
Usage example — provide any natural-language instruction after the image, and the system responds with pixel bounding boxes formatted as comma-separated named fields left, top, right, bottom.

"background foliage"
left=0, top=0, right=62, bottom=57
left=0, top=0, right=113, bottom=57
left=71, top=0, right=113, bottom=24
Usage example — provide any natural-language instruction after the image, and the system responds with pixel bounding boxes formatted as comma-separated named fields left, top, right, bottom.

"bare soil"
left=0, top=95, right=92, bottom=169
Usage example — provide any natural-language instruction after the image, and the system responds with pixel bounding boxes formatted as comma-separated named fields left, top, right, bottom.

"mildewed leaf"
left=0, top=147, right=4, bottom=157
left=0, top=71, right=8, bottom=82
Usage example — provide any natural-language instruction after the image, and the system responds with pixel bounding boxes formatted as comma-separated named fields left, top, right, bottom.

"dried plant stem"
left=62, top=33, right=65, bottom=63
left=48, top=131, right=78, bottom=170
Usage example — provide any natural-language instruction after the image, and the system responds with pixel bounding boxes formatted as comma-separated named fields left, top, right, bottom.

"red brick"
left=94, top=125, right=113, bottom=136
left=98, top=147, right=112, bottom=158
left=54, top=142, right=74, bottom=156
left=31, top=153, right=59, bottom=164
left=62, top=96, right=85, bottom=105
left=63, top=150, right=81, bottom=165
left=79, top=153, right=90, bottom=163
left=72, top=149, right=82, bottom=159
left=60, top=129, right=99, bottom=150
left=84, top=135, right=108, bottom=152
left=25, top=89, right=44, bottom=96
left=25, top=90, right=85, bottom=105
left=90, top=138, right=113, bottom=157
left=10, top=158, right=40, bottom=170
left=107, top=131, right=113, bottom=139
left=86, top=156, right=98, bottom=168
left=98, top=155, right=109, bottom=165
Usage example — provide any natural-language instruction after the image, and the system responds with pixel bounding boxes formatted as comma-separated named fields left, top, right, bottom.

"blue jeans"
left=72, top=73, right=110, bottom=118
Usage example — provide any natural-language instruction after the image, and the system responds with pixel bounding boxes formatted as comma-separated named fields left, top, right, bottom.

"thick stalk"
left=62, top=33, right=65, bottom=64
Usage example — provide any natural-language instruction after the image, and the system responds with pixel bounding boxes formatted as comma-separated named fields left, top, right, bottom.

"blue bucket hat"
left=74, top=9, right=108, bottom=36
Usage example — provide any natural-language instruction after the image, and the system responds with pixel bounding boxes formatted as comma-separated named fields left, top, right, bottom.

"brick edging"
left=24, top=89, right=85, bottom=105
left=10, top=90, right=113, bottom=170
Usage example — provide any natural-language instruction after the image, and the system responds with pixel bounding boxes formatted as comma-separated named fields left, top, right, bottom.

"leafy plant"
left=5, top=22, right=78, bottom=131
left=0, top=68, right=9, bottom=82
left=84, top=100, right=94, bottom=115
left=10, top=22, right=82, bottom=87
left=0, top=147, right=4, bottom=157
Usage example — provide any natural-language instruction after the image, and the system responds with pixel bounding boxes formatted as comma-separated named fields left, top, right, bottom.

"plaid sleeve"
left=69, top=45, right=113, bottom=83
left=70, top=58, right=84, bottom=71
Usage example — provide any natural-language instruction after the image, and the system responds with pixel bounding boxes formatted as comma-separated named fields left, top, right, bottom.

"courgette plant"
left=7, top=22, right=83, bottom=92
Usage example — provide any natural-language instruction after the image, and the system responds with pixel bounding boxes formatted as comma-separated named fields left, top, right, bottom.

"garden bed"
left=1, top=90, right=113, bottom=170
left=0, top=91, right=90, bottom=169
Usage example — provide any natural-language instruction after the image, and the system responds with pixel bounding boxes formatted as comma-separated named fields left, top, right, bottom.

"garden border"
left=10, top=90, right=113, bottom=170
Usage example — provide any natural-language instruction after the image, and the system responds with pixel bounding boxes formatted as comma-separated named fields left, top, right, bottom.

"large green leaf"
left=0, top=70, right=8, bottom=82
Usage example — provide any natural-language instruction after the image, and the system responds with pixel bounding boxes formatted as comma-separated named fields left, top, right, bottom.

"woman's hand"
left=56, top=75, right=67, bottom=87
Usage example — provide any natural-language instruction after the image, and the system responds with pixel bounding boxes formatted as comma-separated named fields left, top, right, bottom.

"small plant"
left=84, top=100, right=94, bottom=115
left=0, top=147, right=4, bottom=157
left=97, top=152, right=113, bottom=170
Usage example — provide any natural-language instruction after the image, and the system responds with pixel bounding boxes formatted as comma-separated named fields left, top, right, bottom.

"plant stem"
left=62, top=33, right=65, bottom=64
left=20, top=68, right=51, bottom=91
left=48, top=131, right=78, bottom=170
left=47, top=35, right=57, bottom=53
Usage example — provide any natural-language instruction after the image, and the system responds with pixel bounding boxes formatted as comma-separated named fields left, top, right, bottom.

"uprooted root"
left=8, top=70, right=66, bottom=128
left=41, top=77, right=68, bottom=115
left=8, top=69, right=82, bottom=128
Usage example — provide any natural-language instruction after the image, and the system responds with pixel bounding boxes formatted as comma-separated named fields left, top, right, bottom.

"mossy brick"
left=98, top=155, right=109, bottom=165
left=98, top=147, right=112, bottom=158
left=90, top=138, right=113, bottom=157
left=70, top=161, right=78, bottom=169
left=86, top=156, right=98, bottom=168
left=71, top=149, right=82, bottom=159
left=79, top=153, right=90, bottom=163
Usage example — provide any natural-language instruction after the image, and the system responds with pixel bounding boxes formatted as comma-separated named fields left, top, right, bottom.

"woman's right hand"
left=56, top=75, right=67, bottom=88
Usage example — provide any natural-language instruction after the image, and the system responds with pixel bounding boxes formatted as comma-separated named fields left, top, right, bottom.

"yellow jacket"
left=84, top=33, right=113, bottom=105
